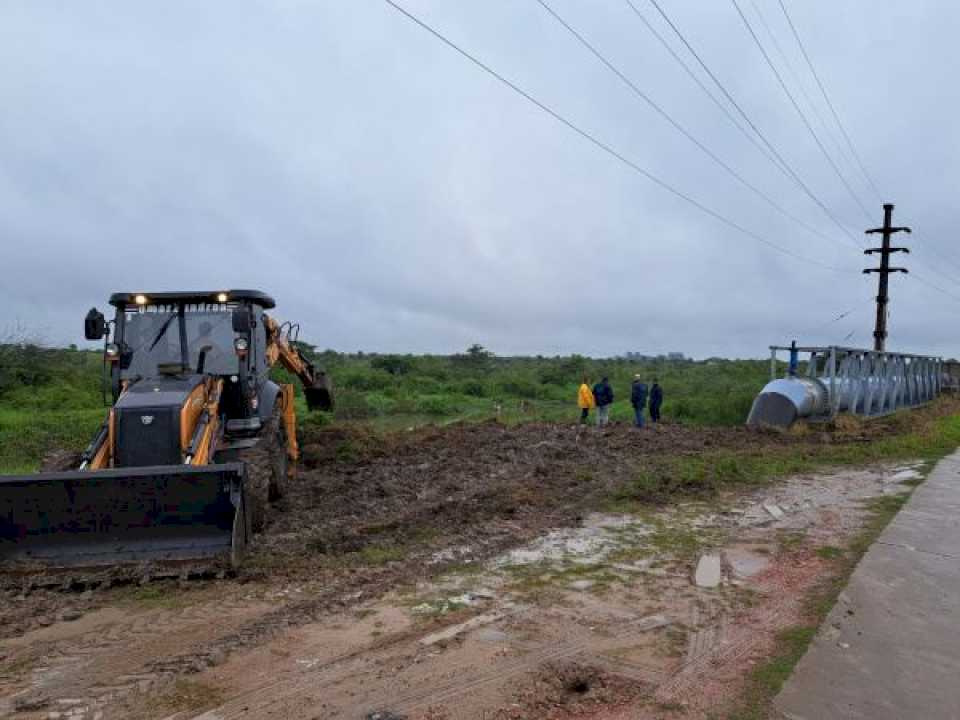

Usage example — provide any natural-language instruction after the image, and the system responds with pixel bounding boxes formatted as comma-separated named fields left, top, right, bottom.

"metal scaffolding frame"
left=768, top=345, right=942, bottom=420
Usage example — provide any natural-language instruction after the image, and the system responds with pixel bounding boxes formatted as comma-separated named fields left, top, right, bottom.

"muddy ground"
left=0, top=404, right=949, bottom=720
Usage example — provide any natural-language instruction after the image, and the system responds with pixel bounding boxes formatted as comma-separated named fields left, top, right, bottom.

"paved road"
left=775, top=451, right=960, bottom=719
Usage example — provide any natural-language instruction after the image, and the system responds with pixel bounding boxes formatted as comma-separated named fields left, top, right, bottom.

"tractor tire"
left=237, top=408, right=286, bottom=534
left=39, top=448, right=82, bottom=472
left=270, top=414, right=288, bottom=502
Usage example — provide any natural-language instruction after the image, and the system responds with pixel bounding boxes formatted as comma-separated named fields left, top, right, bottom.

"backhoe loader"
left=0, top=290, right=332, bottom=577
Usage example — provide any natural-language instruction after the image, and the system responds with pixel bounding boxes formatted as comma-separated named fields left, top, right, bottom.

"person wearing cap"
left=630, top=374, right=649, bottom=428
left=577, top=375, right=595, bottom=425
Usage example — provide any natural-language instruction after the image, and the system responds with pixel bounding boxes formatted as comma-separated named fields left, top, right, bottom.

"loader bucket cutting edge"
left=0, top=463, right=247, bottom=570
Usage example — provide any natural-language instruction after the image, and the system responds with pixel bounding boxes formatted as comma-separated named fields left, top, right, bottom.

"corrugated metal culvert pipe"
left=747, top=343, right=942, bottom=429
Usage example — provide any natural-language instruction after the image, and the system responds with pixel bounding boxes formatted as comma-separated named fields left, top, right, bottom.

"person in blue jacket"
left=592, top=376, right=614, bottom=427
left=630, top=375, right=648, bottom=428
left=649, top=379, right=664, bottom=423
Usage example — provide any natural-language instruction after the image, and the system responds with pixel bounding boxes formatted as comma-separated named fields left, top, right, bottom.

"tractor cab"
left=85, top=290, right=276, bottom=402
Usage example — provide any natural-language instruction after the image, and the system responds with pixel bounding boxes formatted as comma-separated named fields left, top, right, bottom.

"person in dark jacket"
left=630, top=375, right=648, bottom=427
left=592, top=376, right=614, bottom=427
left=649, top=379, right=664, bottom=423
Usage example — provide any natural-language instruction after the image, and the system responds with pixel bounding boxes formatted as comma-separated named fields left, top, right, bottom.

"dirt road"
left=0, top=414, right=939, bottom=719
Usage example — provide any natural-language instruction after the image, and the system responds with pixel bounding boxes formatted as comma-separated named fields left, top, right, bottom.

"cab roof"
left=109, top=290, right=276, bottom=309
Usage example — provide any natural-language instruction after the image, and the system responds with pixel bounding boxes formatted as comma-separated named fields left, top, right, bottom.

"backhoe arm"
left=263, top=315, right=334, bottom=412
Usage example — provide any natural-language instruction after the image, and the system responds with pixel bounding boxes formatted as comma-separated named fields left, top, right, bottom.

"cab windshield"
left=121, top=307, right=237, bottom=377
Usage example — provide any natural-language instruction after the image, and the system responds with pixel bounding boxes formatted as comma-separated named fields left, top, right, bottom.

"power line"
left=772, top=2, right=960, bottom=292
left=907, top=245, right=960, bottom=289
left=912, top=235, right=960, bottom=278
left=747, top=0, right=859, bottom=182
left=534, top=0, right=859, bottom=252
left=381, top=0, right=852, bottom=273
left=778, top=0, right=884, bottom=203
left=910, top=272, right=960, bottom=305
left=622, top=0, right=786, bottom=174
left=730, top=0, right=873, bottom=223
left=639, top=0, right=864, bottom=249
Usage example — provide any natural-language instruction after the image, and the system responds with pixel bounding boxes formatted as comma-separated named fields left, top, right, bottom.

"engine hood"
left=114, top=375, right=206, bottom=467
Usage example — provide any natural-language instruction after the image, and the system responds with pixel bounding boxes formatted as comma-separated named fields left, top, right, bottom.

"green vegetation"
left=0, top=341, right=770, bottom=472
left=728, top=625, right=817, bottom=720
left=250, top=344, right=768, bottom=430
left=132, top=678, right=226, bottom=719
left=352, top=544, right=406, bottom=566
left=815, top=545, right=843, bottom=560
left=115, top=582, right=210, bottom=611
left=611, top=411, right=960, bottom=508
left=0, top=345, right=105, bottom=472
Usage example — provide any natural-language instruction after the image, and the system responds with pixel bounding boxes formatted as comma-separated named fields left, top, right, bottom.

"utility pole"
left=863, top=203, right=911, bottom=352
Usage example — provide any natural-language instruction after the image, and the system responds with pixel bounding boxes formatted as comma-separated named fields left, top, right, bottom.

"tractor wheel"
left=270, top=416, right=288, bottom=502
left=237, top=407, right=285, bottom=533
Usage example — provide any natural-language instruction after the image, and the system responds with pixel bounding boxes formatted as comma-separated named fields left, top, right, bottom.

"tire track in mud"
left=191, top=612, right=671, bottom=719
left=654, top=555, right=824, bottom=707
left=0, top=593, right=270, bottom=719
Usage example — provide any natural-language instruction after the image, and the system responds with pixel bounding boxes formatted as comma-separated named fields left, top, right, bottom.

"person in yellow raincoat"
left=577, top=375, right=595, bottom=425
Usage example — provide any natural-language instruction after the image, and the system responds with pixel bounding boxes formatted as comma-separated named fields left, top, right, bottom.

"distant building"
left=622, top=351, right=688, bottom=362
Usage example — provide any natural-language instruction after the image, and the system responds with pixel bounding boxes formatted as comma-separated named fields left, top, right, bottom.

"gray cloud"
left=1, top=0, right=956, bottom=358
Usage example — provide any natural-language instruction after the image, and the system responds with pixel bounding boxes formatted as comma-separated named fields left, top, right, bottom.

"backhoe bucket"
left=0, top=463, right=247, bottom=575
left=304, top=375, right=334, bottom=412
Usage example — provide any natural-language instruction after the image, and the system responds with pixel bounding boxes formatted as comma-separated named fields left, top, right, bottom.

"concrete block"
left=694, top=554, right=722, bottom=588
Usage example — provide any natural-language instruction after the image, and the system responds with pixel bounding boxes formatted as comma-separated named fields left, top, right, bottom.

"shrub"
left=364, top=392, right=396, bottom=416
left=301, top=411, right=333, bottom=430
left=404, top=376, right=444, bottom=394
left=370, top=354, right=416, bottom=376
left=333, top=390, right=376, bottom=419
left=539, top=354, right=588, bottom=386
left=454, top=379, right=488, bottom=398
left=338, top=368, right=394, bottom=392
left=450, top=344, right=493, bottom=373
left=415, top=394, right=459, bottom=417
left=497, top=378, right=540, bottom=399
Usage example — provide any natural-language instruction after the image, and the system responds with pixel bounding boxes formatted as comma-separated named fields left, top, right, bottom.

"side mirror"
left=232, top=306, right=252, bottom=333
left=84, top=308, right=106, bottom=340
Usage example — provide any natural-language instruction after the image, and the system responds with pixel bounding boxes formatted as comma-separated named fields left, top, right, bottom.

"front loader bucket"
left=0, top=463, right=247, bottom=575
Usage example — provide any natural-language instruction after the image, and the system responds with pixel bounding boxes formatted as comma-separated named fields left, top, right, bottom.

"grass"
left=815, top=545, right=843, bottom=560
left=352, top=544, right=406, bottom=566
left=0, top=407, right=104, bottom=473
left=0, top=653, right=40, bottom=679
left=610, top=409, right=960, bottom=511
left=0, top=344, right=770, bottom=473
left=647, top=522, right=708, bottom=562
left=727, top=626, right=817, bottom=720
left=114, top=582, right=209, bottom=611
left=130, top=678, right=226, bottom=719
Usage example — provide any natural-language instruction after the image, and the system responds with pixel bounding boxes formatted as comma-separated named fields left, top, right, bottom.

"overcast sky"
left=1, top=1, right=957, bottom=359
